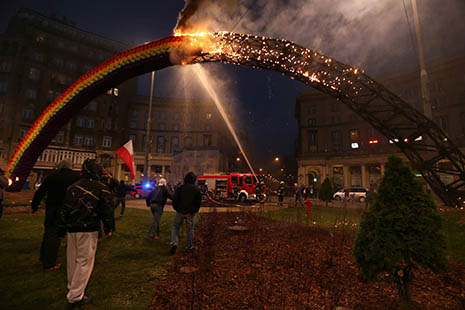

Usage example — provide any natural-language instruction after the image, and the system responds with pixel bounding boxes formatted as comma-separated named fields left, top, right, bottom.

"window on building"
left=307, top=119, right=316, bottom=127
left=52, top=131, right=64, bottom=143
left=65, top=62, right=76, bottom=72
left=105, top=119, right=112, bottom=130
left=331, top=116, right=340, bottom=124
left=131, top=110, right=138, bottom=118
left=83, top=65, right=92, bottom=73
left=26, top=88, right=37, bottom=99
left=205, top=124, right=211, bottom=131
left=308, top=107, right=316, bottom=114
left=206, top=112, right=212, bottom=119
left=23, top=108, right=33, bottom=119
left=159, top=123, right=166, bottom=130
left=29, top=68, right=40, bottom=80
left=74, top=135, right=83, bottom=145
left=31, top=51, right=44, bottom=62
left=307, top=130, right=317, bottom=152
left=157, top=136, right=165, bottom=153
left=174, top=112, right=180, bottom=120
left=76, top=117, right=86, bottom=128
left=0, top=61, right=12, bottom=72
left=173, top=124, right=180, bottom=131
left=87, top=101, right=97, bottom=111
left=203, top=134, right=212, bottom=146
left=87, top=119, right=95, bottom=128
left=129, top=121, right=136, bottom=129
left=103, top=136, right=112, bottom=148
left=171, top=136, right=179, bottom=150
left=0, top=103, right=4, bottom=114
left=160, top=111, right=166, bottom=120
left=106, top=88, right=119, bottom=96
left=184, top=136, right=192, bottom=147
left=19, top=128, right=28, bottom=139
left=129, top=135, right=136, bottom=144
left=0, top=81, right=8, bottom=93
left=36, top=33, right=45, bottom=43
left=84, top=136, right=94, bottom=146
left=331, top=130, right=342, bottom=151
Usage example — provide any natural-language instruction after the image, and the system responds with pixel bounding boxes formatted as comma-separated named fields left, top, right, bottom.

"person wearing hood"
left=30, top=159, right=80, bottom=271
left=169, top=172, right=201, bottom=255
left=145, top=178, right=173, bottom=240
left=59, top=159, right=115, bottom=308
left=0, top=168, right=9, bottom=219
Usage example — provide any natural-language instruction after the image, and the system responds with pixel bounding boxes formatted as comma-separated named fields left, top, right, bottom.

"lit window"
left=206, top=112, right=212, bottom=119
left=351, top=142, right=359, bottom=149
left=103, top=136, right=112, bottom=147
left=76, top=117, right=86, bottom=128
left=113, top=88, right=119, bottom=96
left=74, top=135, right=83, bottom=145
left=84, top=136, right=94, bottom=146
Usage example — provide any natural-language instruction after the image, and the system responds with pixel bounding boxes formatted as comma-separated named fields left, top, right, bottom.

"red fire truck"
left=198, top=173, right=265, bottom=202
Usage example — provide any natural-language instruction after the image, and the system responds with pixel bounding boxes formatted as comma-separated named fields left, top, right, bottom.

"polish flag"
left=116, top=140, right=135, bottom=180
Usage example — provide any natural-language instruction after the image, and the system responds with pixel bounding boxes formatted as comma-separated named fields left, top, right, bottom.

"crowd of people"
left=23, top=159, right=201, bottom=309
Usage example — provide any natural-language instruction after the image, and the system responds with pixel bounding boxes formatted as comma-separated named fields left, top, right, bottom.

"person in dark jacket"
left=0, top=168, right=9, bottom=219
left=146, top=178, right=173, bottom=240
left=277, top=181, right=285, bottom=207
left=58, top=159, right=114, bottom=308
left=115, top=180, right=131, bottom=216
left=169, top=172, right=201, bottom=254
left=30, top=160, right=80, bottom=270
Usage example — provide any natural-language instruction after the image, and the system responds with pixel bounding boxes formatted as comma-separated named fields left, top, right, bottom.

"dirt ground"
left=150, top=212, right=465, bottom=310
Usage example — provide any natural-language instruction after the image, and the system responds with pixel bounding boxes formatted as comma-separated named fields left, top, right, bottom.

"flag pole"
left=144, top=71, right=155, bottom=183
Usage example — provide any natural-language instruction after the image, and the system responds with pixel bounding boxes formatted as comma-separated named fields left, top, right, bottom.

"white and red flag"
left=116, top=140, right=135, bottom=180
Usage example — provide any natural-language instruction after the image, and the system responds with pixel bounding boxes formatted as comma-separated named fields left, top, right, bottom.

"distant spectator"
left=31, top=160, right=80, bottom=271
left=169, top=172, right=201, bottom=255
left=0, top=168, right=9, bottom=219
left=115, top=180, right=131, bottom=216
left=146, top=178, right=173, bottom=240
left=277, top=181, right=285, bottom=207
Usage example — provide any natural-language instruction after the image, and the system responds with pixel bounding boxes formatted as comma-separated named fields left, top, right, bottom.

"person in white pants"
left=59, top=159, right=114, bottom=308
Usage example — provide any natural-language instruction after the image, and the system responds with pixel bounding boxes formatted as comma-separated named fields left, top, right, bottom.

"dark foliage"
left=354, top=155, right=447, bottom=303
left=319, top=177, right=334, bottom=207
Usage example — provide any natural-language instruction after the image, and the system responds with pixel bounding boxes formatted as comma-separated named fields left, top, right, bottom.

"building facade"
left=295, top=56, right=465, bottom=191
left=0, top=8, right=240, bottom=187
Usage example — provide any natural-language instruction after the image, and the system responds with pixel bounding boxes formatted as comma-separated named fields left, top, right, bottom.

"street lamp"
left=274, top=157, right=279, bottom=162
left=236, top=157, right=241, bottom=162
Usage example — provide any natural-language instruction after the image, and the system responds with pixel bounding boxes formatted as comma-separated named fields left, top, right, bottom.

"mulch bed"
left=151, top=212, right=464, bottom=310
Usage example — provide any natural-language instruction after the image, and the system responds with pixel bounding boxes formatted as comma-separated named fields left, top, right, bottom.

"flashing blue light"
left=144, top=182, right=151, bottom=189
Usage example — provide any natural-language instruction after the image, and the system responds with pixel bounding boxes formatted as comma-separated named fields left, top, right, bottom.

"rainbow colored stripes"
left=6, top=35, right=186, bottom=185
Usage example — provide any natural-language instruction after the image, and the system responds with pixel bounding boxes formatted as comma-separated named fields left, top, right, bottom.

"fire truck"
left=198, top=173, right=266, bottom=202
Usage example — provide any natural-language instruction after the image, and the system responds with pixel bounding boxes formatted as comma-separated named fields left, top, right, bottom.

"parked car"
left=333, top=187, right=368, bottom=202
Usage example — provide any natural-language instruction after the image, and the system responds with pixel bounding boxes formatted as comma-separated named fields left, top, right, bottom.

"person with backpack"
left=58, top=159, right=114, bottom=308
left=145, top=178, right=173, bottom=240
left=30, top=160, right=80, bottom=271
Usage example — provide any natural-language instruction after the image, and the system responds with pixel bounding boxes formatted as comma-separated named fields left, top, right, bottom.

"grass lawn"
left=1, top=204, right=464, bottom=309
left=0, top=208, right=176, bottom=310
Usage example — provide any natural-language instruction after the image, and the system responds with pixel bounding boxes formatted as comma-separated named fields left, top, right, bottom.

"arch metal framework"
left=6, top=32, right=465, bottom=206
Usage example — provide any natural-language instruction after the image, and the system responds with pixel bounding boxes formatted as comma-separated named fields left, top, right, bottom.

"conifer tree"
left=354, top=155, right=446, bottom=303
left=319, top=177, right=334, bottom=207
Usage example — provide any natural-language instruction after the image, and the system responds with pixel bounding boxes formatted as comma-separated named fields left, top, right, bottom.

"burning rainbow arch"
left=6, top=32, right=465, bottom=206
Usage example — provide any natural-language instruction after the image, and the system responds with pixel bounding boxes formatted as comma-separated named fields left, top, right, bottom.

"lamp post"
left=143, top=71, right=155, bottom=183
left=411, top=0, right=432, bottom=119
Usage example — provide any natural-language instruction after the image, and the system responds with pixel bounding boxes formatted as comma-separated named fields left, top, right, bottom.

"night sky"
left=1, top=0, right=464, bottom=167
